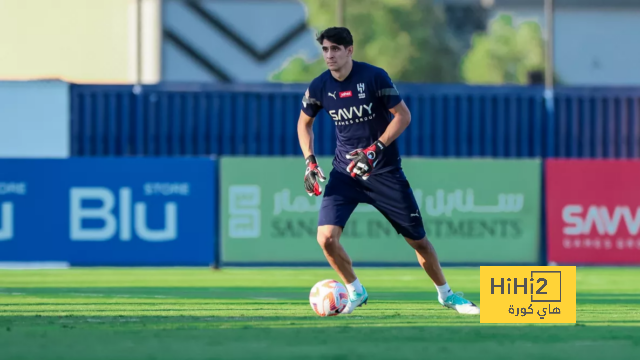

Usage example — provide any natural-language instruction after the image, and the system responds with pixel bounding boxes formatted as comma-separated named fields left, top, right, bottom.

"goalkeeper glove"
left=346, top=140, right=386, bottom=180
left=304, top=155, right=326, bottom=196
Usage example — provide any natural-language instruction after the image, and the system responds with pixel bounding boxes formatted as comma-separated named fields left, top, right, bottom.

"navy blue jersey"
left=301, top=60, right=403, bottom=175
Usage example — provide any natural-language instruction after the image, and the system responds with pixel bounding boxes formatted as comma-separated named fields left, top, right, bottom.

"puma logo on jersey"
left=328, top=92, right=336, bottom=99
left=329, top=103, right=373, bottom=121
left=411, top=210, right=420, bottom=217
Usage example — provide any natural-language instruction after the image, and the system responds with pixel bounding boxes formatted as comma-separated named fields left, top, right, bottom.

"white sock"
left=346, top=278, right=363, bottom=294
left=436, top=282, right=452, bottom=300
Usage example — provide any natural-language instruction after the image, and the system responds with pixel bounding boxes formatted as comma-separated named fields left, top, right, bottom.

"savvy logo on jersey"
left=329, top=103, right=374, bottom=123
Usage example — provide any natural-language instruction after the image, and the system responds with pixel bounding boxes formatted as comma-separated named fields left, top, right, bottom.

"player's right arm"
left=297, top=109, right=316, bottom=159
left=298, top=86, right=326, bottom=196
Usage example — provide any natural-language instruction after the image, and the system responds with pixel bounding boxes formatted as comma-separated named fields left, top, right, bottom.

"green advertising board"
left=221, top=157, right=541, bottom=265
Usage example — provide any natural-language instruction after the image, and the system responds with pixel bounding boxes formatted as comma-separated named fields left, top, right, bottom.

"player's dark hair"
left=316, top=27, right=353, bottom=48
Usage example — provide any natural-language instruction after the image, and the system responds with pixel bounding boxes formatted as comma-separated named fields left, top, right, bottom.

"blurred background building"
left=464, top=0, right=640, bottom=85
left=1, top=0, right=638, bottom=85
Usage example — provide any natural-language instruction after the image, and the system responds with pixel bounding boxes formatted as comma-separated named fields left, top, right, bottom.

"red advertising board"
left=546, top=159, right=640, bottom=265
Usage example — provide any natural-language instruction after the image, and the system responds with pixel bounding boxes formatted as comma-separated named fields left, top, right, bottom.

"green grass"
left=0, top=267, right=639, bottom=360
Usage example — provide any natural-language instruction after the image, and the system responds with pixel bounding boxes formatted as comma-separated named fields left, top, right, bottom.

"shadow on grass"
left=0, top=316, right=638, bottom=360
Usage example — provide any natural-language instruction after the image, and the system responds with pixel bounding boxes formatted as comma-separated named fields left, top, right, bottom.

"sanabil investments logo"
left=69, top=183, right=189, bottom=241
left=228, top=185, right=261, bottom=238
left=0, top=182, right=27, bottom=241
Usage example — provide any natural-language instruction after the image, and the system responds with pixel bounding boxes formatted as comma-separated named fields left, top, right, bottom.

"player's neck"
left=330, top=60, right=353, bottom=82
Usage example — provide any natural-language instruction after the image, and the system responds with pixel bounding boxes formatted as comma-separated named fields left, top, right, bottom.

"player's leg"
left=317, top=225, right=356, bottom=284
left=403, top=236, right=446, bottom=287
left=317, top=169, right=369, bottom=314
left=404, top=235, right=478, bottom=314
left=364, top=169, right=479, bottom=314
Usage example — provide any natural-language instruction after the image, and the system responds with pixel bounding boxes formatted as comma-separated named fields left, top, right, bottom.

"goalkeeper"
left=298, top=27, right=479, bottom=315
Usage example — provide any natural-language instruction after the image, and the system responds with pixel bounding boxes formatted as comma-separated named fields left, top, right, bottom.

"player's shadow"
left=1, top=316, right=639, bottom=360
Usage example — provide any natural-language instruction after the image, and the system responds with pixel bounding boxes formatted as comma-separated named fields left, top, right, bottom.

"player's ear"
left=346, top=45, right=353, bottom=57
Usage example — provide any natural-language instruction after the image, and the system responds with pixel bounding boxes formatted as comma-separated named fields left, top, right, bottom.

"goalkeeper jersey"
left=301, top=60, right=403, bottom=175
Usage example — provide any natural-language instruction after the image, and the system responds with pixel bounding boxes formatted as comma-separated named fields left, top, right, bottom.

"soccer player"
left=297, top=27, right=480, bottom=315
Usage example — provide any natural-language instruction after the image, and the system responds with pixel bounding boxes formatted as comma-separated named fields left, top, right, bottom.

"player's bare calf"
left=317, top=225, right=356, bottom=284
left=405, top=237, right=447, bottom=289
left=408, top=236, right=480, bottom=314
left=317, top=225, right=368, bottom=314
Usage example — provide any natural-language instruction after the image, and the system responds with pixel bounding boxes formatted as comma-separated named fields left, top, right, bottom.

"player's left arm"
left=346, top=101, right=410, bottom=179
left=346, top=70, right=410, bottom=179
left=378, top=100, right=411, bottom=146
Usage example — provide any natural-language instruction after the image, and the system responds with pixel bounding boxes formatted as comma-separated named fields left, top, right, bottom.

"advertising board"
left=0, top=158, right=216, bottom=266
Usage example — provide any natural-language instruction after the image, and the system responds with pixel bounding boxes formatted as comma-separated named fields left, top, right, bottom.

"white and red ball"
left=309, top=279, right=349, bottom=317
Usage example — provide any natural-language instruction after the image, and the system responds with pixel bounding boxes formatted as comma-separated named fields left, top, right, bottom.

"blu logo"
left=0, top=182, right=25, bottom=241
left=70, top=187, right=177, bottom=241
left=0, top=202, right=13, bottom=241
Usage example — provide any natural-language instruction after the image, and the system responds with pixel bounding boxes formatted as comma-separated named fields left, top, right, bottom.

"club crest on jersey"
left=339, top=91, right=352, bottom=98
left=357, top=83, right=366, bottom=99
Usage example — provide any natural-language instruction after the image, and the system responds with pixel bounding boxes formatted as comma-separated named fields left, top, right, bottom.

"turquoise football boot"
left=341, top=286, right=369, bottom=314
left=439, top=292, right=480, bottom=314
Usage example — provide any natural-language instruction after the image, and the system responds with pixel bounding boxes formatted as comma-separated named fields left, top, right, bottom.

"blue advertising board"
left=0, top=158, right=216, bottom=266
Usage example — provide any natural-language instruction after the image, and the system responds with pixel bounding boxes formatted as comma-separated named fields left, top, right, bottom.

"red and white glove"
left=304, top=155, right=326, bottom=196
left=346, top=140, right=386, bottom=180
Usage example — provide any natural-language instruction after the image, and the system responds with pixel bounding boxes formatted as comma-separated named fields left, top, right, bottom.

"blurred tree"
left=270, top=0, right=460, bottom=83
left=461, top=14, right=547, bottom=84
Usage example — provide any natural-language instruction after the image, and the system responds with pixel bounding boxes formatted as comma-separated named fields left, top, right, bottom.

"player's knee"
left=317, top=227, right=341, bottom=250
left=406, top=236, right=432, bottom=252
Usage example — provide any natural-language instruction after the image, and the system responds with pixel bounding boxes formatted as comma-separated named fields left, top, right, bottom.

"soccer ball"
left=309, top=279, right=349, bottom=317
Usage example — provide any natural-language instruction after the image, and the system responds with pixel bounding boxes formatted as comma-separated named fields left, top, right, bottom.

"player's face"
left=321, top=40, right=352, bottom=71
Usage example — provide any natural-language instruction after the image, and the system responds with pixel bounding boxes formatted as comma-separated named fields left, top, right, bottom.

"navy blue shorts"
left=318, top=168, right=426, bottom=241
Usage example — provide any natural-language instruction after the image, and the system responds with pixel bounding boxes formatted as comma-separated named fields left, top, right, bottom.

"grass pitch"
left=0, top=267, right=639, bottom=360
